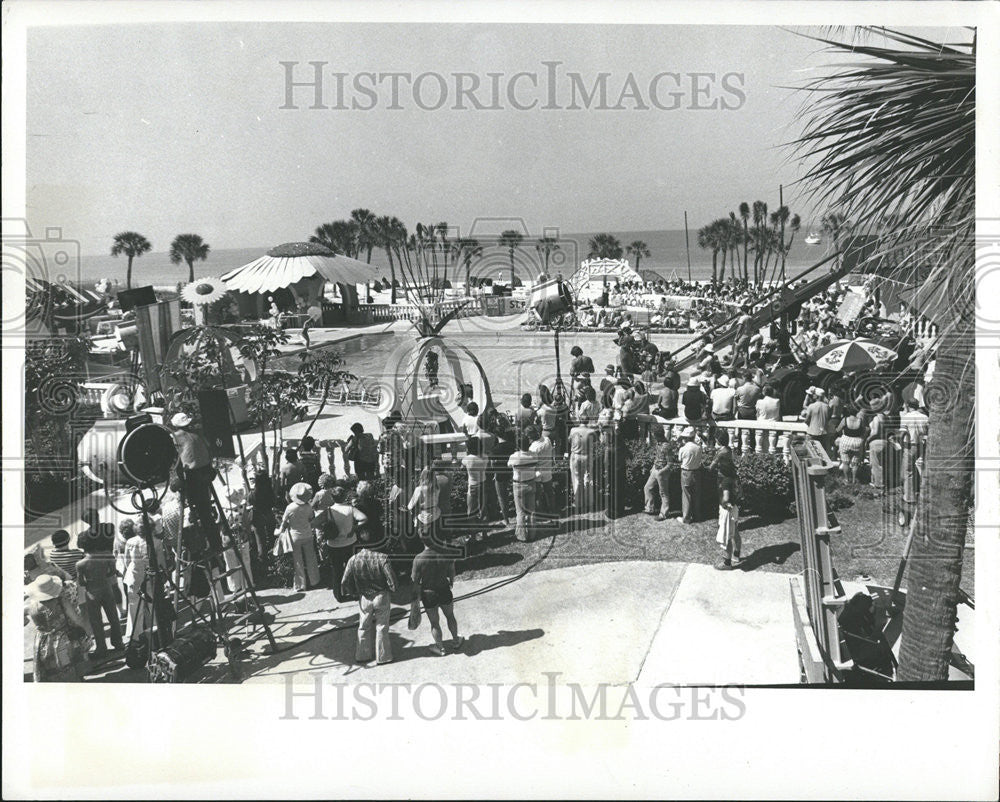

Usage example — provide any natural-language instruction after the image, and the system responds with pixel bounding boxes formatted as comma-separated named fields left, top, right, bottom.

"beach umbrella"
left=812, top=337, right=897, bottom=372
left=220, top=242, right=374, bottom=294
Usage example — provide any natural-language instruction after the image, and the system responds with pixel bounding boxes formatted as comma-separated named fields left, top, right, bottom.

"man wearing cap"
left=801, top=388, right=832, bottom=448
left=678, top=427, right=705, bottom=524
left=599, top=364, right=618, bottom=395
left=170, top=412, right=221, bottom=552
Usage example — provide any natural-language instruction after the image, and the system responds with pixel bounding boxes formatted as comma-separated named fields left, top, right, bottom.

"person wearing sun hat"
left=279, top=481, right=320, bottom=591
left=682, top=375, right=708, bottom=423
left=26, top=574, right=92, bottom=682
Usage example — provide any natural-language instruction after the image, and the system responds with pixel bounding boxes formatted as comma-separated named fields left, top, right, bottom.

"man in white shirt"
left=678, top=427, right=705, bottom=524
left=507, top=436, right=538, bottom=542
left=528, top=428, right=555, bottom=516
left=899, top=398, right=929, bottom=503
left=756, top=385, right=781, bottom=420
left=461, top=436, right=489, bottom=524
left=710, top=378, right=738, bottom=421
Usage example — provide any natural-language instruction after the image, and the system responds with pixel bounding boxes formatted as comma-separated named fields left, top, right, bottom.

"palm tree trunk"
left=509, top=251, right=515, bottom=286
left=386, top=248, right=397, bottom=304
left=897, top=314, right=973, bottom=681
left=127, top=256, right=134, bottom=290
left=302, top=378, right=330, bottom=440
left=743, top=223, right=749, bottom=284
left=466, top=257, right=472, bottom=296
left=187, top=259, right=195, bottom=284
left=711, top=251, right=718, bottom=287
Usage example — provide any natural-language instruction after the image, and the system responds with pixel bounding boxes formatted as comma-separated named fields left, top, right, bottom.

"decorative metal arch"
left=381, top=335, right=493, bottom=427
left=568, top=258, right=643, bottom=296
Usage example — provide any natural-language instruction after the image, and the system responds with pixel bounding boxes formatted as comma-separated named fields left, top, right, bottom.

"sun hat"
left=686, top=376, right=701, bottom=387
left=702, top=343, right=715, bottom=353
left=171, top=412, right=193, bottom=428
left=26, top=574, right=64, bottom=602
left=728, top=377, right=738, bottom=389
left=814, top=388, right=826, bottom=399
left=289, top=482, right=313, bottom=503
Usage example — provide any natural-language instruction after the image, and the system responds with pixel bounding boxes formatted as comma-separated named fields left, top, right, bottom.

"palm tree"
left=350, top=208, right=376, bottom=262
left=739, top=202, right=751, bottom=283
left=626, top=240, right=651, bottom=271
left=793, top=27, right=975, bottom=682
left=587, top=233, right=624, bottom=260
left=457, top=237, right=483, bottom=293
left=436, top=222, right=450, bottom=287
left=751, top=201, right=768, bottom=285
left=111, top=231, right=152, bottom=290
left=497, top=229, right=524, bottom=285
left=697, top=223, right=721, bottom=286
left=717, top=218, right=743, bottom=285
left=535, top=237, right=561, bottom=276
left=374, top=215, right=401, bottom=304
left=169, top=234, right=210, bottom=283
left=310, top=220, right=358, bottom=256
left=820, top=211, right=851, bottom=268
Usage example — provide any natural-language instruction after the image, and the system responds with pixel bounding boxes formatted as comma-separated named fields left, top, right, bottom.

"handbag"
left=272, top=526, right=293, bottom=557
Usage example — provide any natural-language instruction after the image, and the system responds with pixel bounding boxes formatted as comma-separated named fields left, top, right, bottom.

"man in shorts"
left=411, top=533, right=464, bottom=656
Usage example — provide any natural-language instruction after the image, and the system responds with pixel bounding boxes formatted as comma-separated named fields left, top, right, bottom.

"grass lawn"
left=451, top=484, right=975, bottom=597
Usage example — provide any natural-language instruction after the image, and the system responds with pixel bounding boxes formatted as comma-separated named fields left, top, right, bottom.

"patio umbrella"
left=813, top=338, right=897, bottom=372
left=220, top=242, right=374, bottom=294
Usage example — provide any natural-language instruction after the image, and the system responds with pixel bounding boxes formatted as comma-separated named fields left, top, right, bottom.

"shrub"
left=734, top=452, right=794, bottom=519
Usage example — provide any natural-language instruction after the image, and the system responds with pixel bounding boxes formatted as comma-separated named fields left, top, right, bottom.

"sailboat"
left=804, top=230, right=822, bottom=246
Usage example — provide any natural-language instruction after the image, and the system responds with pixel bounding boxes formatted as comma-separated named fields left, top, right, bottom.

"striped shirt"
left=47, top=547, right=85, bottom=579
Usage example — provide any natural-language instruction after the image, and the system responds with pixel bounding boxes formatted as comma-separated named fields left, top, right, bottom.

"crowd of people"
left=27, top=269, right=937, bottom=681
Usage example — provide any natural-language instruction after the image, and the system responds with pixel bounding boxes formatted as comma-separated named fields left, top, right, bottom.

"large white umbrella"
left=220, top=242, right=374, bottom=294
left=813, top=338, right=897, bottom=372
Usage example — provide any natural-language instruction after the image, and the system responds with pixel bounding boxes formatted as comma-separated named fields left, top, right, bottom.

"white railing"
left=638, top=414, right=810, bottom=462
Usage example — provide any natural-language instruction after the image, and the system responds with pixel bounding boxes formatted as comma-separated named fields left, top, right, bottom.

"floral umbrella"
left=812, top=337, right=897, bottom=372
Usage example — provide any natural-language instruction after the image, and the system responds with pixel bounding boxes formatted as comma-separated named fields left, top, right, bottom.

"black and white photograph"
left=3, top=1, right=998, bottom=798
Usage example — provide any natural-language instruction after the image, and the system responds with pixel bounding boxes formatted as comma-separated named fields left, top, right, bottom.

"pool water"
left=334, top=327, right=692, bottom=412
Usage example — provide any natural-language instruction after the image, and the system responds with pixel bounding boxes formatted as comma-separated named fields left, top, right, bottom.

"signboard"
left=837, top=290, right=866, bottom=325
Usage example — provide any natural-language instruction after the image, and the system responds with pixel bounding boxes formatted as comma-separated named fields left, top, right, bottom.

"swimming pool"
left=333, top=325, right=692, bottom=412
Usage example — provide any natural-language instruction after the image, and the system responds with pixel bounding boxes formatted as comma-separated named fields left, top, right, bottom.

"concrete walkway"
left=221, top=560, right=800, bottom=686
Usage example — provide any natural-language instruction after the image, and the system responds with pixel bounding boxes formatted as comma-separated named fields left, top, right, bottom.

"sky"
left=22, top=23, right=929, bottom=255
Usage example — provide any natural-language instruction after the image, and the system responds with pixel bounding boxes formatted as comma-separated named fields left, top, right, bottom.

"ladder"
left=164, top=481, right=277, bottom=681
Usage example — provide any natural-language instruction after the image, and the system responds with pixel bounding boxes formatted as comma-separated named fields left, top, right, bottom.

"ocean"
left=76, top=229, right=829, bottom=288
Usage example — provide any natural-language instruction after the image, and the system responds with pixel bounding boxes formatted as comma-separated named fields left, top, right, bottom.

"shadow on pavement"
left=461, top=628, right=545, bottom=657
left=738, top=541, right=800, bottom=571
